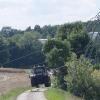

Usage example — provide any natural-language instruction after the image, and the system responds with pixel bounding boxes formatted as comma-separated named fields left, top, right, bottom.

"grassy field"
left=0, top=86, right=32, bottom=100
left=44, top=88, right=82, bottom=100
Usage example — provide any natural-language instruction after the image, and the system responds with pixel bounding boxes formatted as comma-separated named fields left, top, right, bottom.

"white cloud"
left=0, top=0, right=99, bottom=29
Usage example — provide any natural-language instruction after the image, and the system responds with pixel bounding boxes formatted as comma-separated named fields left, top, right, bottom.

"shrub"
left=66, top=54, right=100, bottom=100
left=91, top=70, right=100, bottom=100
left=94, top=64, right=100, bottom=70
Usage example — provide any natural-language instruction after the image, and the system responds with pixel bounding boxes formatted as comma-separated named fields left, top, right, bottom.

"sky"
left=0, top=0, right=100, bottom=29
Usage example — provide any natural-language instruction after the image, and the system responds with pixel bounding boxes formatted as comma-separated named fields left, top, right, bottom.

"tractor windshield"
left=34, top=67, right=45, bottom=75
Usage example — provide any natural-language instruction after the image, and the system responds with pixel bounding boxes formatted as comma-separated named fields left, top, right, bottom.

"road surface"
left=16, top=88, right=47, bottom=100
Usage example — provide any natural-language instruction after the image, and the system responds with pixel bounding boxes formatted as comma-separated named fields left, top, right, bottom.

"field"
left=0, top=68, right=31, bottom=95
left=0, top=68, right=26, bottom=73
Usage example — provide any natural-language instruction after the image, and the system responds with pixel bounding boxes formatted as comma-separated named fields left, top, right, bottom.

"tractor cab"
left=30, top=65, right=51, bottom=87
left=33, top=66, right=47, bottom=76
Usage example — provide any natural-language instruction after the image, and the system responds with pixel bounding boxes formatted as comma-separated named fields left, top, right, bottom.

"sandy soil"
left=0, top=69, right=30, bottom=95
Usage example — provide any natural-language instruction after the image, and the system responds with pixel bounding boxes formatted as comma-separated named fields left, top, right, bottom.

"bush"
left=91, top=70, right=100, bottom=100
left=94, top=64, right=100, bottom=70
left=66, top=54, right=100, bottom=100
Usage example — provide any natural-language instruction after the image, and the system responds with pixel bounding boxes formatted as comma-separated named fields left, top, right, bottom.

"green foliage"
left=0, top=35, right=10, bottom=66
left=43, top=39, right=70, bottom=89
left=1, top=27, right=23, bottom=37
left=34, top=25, right=42, bottom=34
left=56, top=22, right=84, bottom=40
left=56, top=22, right=90, bottom=57
left=0, top=86, right=32, bottom=100
left=7, top=32, right=44, bottom=67
left=66, top=54, right=93, bottom=96
left=91, top=70, right=100, bottom=100
left=41, top=25, right=58, bottom=38
left=69, top=32, right=90, bottom=57
left=0, top=31, right=44, bottom=68
left=16, top=32, right=40, bottom=48
left=25, top=26, right=32, bottom=32
left=44, top=88, right=82, bottom=100
left=85, top=20, right=100, bottom=32
left=45, top=88, right=66, bottom=100
left=66, top=54, right=100, bottom=100
left=0, top=21, right=100, bottom=69
left=43, top=39, right=70, bottom=68
left=94, top=64, right=100, bottom=69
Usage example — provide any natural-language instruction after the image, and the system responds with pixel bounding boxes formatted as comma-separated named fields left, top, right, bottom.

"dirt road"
left=16, top=88, right=47, bottom=100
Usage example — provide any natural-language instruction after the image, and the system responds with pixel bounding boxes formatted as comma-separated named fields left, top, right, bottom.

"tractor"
left=29, top=65, right=51, bottom=87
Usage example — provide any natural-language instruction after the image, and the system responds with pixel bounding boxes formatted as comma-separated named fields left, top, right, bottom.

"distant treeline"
left=0, top=20, right=99, bottom=68
left=0, top=31, right=45, bottom=68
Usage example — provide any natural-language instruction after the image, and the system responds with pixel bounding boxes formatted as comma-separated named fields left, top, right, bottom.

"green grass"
left=44, top=88, right=82, bottom=100
left=0, top=86, right=32, bottom=100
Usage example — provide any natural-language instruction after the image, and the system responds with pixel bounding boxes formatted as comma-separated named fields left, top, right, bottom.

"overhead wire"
left=2, top=50, right=42, bottom=66
left=85, top=11, right=100, bottom=63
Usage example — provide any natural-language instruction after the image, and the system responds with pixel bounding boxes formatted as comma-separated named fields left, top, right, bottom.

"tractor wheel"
left=31, top=78, right=35, bottom=87
left=45, top=82, right=51, bottom=87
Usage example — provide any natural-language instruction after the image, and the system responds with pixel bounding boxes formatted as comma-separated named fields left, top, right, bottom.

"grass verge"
left=44, top=88, right=82, bottom=100
left=0, top=86, right=32, bottom=100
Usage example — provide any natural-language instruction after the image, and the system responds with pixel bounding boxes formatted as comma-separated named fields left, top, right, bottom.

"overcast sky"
left=0, top=0, right=99, bottom=29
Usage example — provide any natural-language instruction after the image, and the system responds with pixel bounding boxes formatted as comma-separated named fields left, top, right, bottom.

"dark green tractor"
left=30, top=66, right=51, bottom=87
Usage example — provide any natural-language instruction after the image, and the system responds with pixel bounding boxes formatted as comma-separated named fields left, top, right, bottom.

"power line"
left=0, top=46, right=17, bottom=54
left=2, top=50, right=42, bottom=66
left=85, top=11, right=100, bottom=63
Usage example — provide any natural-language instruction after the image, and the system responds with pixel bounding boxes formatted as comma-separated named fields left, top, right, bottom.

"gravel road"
left=16, top=88, right=47, bottom=100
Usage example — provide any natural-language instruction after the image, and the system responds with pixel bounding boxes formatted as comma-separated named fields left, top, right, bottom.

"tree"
left=1, top=27, right=12, bottom=37
left=0, top=35, right=9, bottom=66
left=43, top=39, right=71, bottom=89
left=34, top=25, right=42, bottom=34
left=41, top=25, right=58, bottom=38
left=56, top=24, right=68, bottom=40
left=25, top=26, right=32, bottom=32
left=92, top=70, right=100, bottom=100
left=69, top=32, right=90, bottom=57
left=7, top=32, right=44, bottom=68
left=66, top=54, right=98, bottom=100
left=56, top=22, right=90, bottom=57
left=56, top=22, right=84, bottom=41
left=1, top=27, right=23, bottom=37
left=43, top=39, right=70, bottom=68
